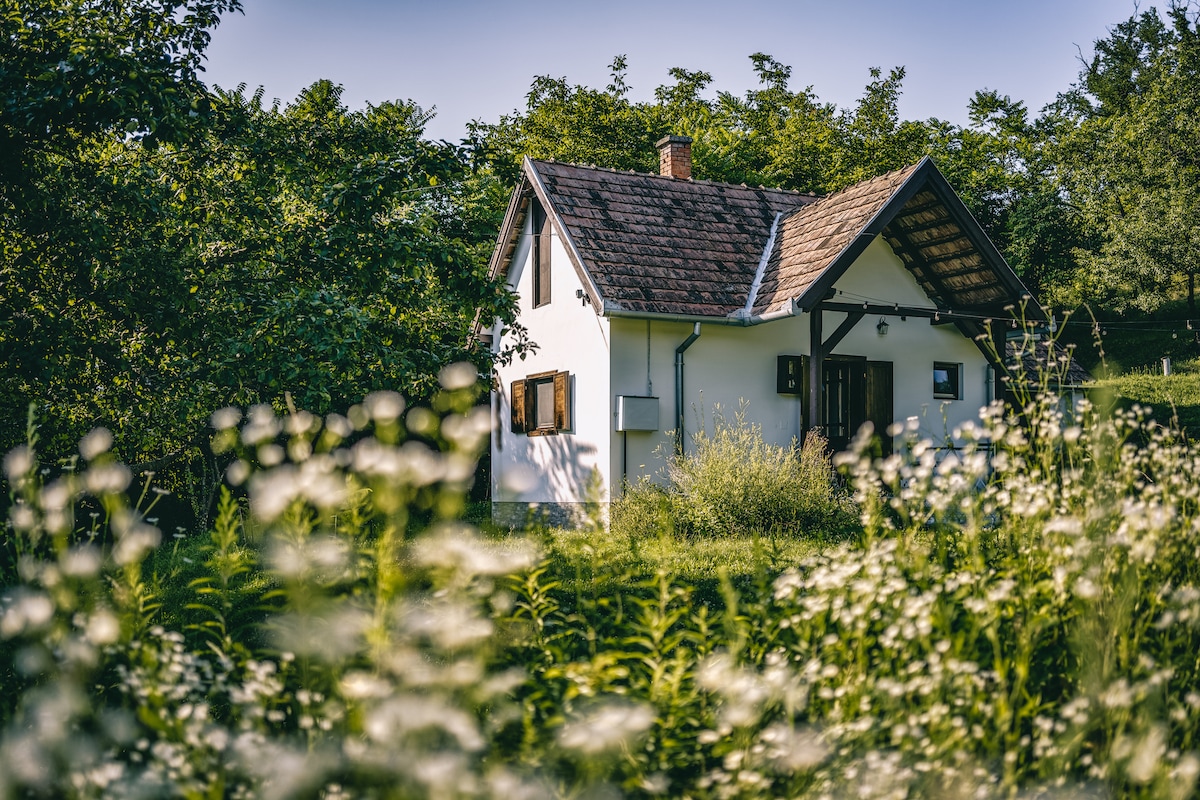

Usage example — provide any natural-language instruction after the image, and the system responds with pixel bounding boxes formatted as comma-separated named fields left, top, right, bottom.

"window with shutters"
left=531, top=202, right=552, bottom=308
left=510, top=370, right=571, bottom=435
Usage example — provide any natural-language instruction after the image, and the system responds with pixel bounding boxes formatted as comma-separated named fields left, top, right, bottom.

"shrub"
left=613, top=406, right=857, bottom=539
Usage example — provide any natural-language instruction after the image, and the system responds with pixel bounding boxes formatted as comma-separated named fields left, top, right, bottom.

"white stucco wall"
left=491, top=212, right=611, bottom=521
left=830, top=237, right=993, bottom=444
left=609, top=236, right=993, bottom=492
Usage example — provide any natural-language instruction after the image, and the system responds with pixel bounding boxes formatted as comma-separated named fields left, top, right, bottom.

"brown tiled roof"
left=491, top=157, right=1037, bottom=324
left=1006, top=337, right=1092, bottom=388
left=754, top=164, right=921, bottom=316
left=529, top=160, right=816, bottom=317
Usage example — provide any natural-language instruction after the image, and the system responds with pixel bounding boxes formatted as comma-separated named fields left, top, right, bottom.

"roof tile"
left=532, top=160, right=816, bottom=317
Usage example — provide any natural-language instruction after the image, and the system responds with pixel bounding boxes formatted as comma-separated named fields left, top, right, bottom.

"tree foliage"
left=0, top=2, right=522, bottom=483
left=3, top=80, right=520, bottom=465
left=1053, top=3, right=1200, bottom=313
left=0, top=0, right=240, bottom=166
left=9, top=0, right=1200, bottom=481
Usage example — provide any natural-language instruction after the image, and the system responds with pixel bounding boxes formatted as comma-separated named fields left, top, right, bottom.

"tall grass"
left=3, top=359, right=1200, bottom=797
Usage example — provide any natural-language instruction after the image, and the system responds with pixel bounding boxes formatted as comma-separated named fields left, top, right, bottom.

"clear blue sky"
left=201, top=0, right=1145, bottom=142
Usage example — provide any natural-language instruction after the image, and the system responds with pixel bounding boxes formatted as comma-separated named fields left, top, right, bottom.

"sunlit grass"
left=546, top=526, right=822, bottom=582
left=1090, top=356, right=1200, bottom=435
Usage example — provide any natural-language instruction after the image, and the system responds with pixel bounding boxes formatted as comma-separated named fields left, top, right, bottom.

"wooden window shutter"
left=553, top=371, right=571, bottom=431
left=510, top=379, right=527, bottom=433
left=532, top=203, right=552, bottom=308
left=777, top=355, right=805, bottom=394
left=799, top=355, right=810, bottom=430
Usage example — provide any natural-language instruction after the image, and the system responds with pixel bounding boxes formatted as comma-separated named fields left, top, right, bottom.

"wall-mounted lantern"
left=876, top=317, right=889, bottom=336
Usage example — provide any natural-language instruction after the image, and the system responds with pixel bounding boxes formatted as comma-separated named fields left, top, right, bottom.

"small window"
left=776, top=354, right=808, bottom=395
left=531, top=203, right=552, bottom=308
left=933, top=362, right=962, bottom=400
left=510, top=370, right=571, bottom=435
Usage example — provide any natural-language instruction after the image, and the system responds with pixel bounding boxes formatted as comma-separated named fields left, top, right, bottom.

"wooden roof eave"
left=791, top=158, right=1045, bottom=323
left=472, top=174, right=532, bottom=340
left=918, top=165, right=1046, bottom=323
left=486, top=173, right=533, bottom=283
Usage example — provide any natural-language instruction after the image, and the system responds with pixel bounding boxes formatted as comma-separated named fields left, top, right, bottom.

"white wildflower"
left=60, top=546, right=102, bottom=578
left=364, top=695, right=484, bottom=751
left=439, top=361, right=478, bottom=390
left=339, top=671, right=392, bottom=700
left=111, top=511, right=161, bottom=566
left=1075, top=577, right=1100, bottom=600
left=1, top=591, right=54, bottom=637
left=78, top=428, right=113, bottom=461
left=1045, top=516, right=1083, bottom=536
left=324, top=413, right=353, bottom=439
left=211, top=406, right=241, bottom=430
left=285, top=409, right=317, bottom=437
left=3, top=445, right=35, bottom=482
left=364, top=390, right=405, bottom=422
left=241, top=404, right=279, bottom=446
left=226, top=459, right=250, bottom=486
left=412, top=524, right=538, bottom=577
left=1127, top=725, right=1166, bottom=784
left=85, top=463, right=131, bottom=495
left=399, top=600, right=493, bottom=650
left=759, top=723, right=828, bottom=772
left=557, top=701, right=655, bottom=754
left=258, top=444, right=285, bottom=467
left=85, top=609, right=120, bottom=645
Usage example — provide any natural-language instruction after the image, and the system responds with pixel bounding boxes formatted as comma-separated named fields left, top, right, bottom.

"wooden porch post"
left=808, top=306, right=823, bottom=436
left=988, top=318, right=1008, bottom=401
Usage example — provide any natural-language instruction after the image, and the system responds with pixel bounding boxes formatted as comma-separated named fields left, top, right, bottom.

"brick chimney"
left=656, top=134, right=692, bottom=180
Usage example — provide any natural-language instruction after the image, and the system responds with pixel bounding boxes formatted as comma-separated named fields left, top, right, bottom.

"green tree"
left=470, top=56, right=667, bottom=184
left=926, top=90, right=1088, bottom=301
left=0, top=0, right=242, bottom=455
left=1053, top=4, right=1200, bottom=314
left=0, top=0, right=240, bottom=170
left=3, top=80, right=522, bottom=471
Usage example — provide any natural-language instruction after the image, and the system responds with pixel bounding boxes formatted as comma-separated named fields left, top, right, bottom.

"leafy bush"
left=613, top=406, right=857, bottom=539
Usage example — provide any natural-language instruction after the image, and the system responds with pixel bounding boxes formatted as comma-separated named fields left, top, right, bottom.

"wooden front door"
left=864, top=360, right=893, bottom=457
left=820, top=357, right=892, bottom=455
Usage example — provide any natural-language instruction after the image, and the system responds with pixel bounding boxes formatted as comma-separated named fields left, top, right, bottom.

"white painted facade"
left=491, top=210, right=611, bottom=525
left=610, top=237, right=991, bottom=489
left=493, top=230, right=992, bottom=521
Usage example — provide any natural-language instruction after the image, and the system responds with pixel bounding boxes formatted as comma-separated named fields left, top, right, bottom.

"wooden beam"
left=822, top=311, right=864, bottom=353
left=892, top=214, right=955, bottom=237
left=887, top=223, right=962, bottom=309
left=902, top=229, right=971, bottom=251
left=921, top=171, right=1044, bottom=321
left=894, top=197, right=942, bottom=218
left=820, top=301, right=941, bottom=319
left=911, top=251, right=985, bottom=272
left=808, top=308, right=823, bottom=437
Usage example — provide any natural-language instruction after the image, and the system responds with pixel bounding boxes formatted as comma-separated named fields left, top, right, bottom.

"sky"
left=201, top=0, right=1146, bottom=143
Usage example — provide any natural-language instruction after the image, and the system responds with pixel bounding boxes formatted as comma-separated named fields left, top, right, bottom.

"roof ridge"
left=526, top=157, right=820, bottom=198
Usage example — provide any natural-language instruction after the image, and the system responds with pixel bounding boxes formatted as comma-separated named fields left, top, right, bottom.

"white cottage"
left=484, top=136, right=1053, bottom=526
